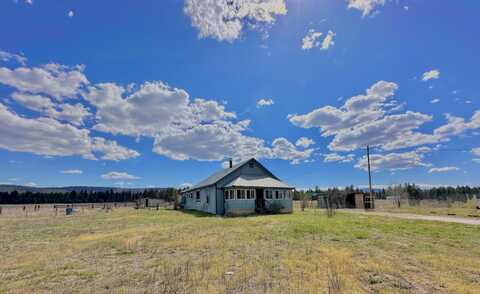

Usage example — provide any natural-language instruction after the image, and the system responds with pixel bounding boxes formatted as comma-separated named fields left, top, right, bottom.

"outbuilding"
left=181, top=158, right=294, bottom=216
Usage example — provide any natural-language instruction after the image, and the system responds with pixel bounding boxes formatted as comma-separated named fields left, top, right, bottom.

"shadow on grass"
left=178, top=208, right=294, bottom=218
left=178, top=209, right=216, bottom=218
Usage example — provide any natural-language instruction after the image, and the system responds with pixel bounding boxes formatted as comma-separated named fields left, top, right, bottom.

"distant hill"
left=0, top=185, right=168, bottom=194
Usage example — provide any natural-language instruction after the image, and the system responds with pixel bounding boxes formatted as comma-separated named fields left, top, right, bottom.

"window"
left=224, top=189, right=235, bottom=200
left=196, top=191, right=200, bottom=202
left=275, top=191, right=279, bottom=199
left=237, top=189, right=246, bottom=200
left=286, top=190, right=291, bottom=199
left=247, top=189, right=255, bottom=199
left=206, top=191, right=209, bottom=204
left=266, top=190, right=273, bottom=199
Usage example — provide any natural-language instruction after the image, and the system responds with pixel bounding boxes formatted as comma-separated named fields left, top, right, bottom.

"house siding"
left=183, top=185, right=216, bottom=214
left=225, top=199, right=256, bottom=216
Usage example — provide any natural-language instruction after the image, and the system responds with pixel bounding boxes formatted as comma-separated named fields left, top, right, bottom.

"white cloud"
left=0, top=50, right=27, bottom=65
left=152, top=121, right=311, bottom=164
left=85, top=81, right=195, bottom=137
left=295, top=137, right=315, bottom=148
left=347, top=0, right=386, bottom=17
left=61, top=169, right=83, bottom=174
left=473, top=148, right=480, bottom=164
left=430, top=98, right=440, bottom=104
left=0, top=53, right=312, bottom=165
left=473, top=148, right=480, bottom=157
left=302, top=29, right=323, bottom=50
left=47, top=103, right=91, bottom=126
left=11, top=92, right=91, bottom=126
left=86, top=81, right=311, bottom=164
left=321, top=30, right=336, bottom=50
left=25, top=0, right=33, bottom=4
left=152, top=120, right=264, bottom=161
left=101, top=171, right=140, bottom=180
left=323, top=153, right=355, bottom=163
left=256, top=98, right=274, bottom=107
left=91, top=137, right=140, bottom=161
left=184, top=0, right=287, bottom=42
left=0, top=103, right=93, bottom=158
left=416, top=146, right=432, bottom=154
left=289, top=81, right=480, bottom=172
left=0, top=63, right=89, bottom=100
left=0, top=103, right=138, bottom=161
left=422, top=69, right=440, bottom=81
left=11, top=92, right=54, bottom=112
left=329, top=111, right=439, bottom=152
left=288, top=81, right=441, bottom=152
left=428, top=166, right=460, bottom=173
left=24, top=182, right=37, bottom=187
left=289, top=81, right=398, bottom=132
left=68, top=10, right=74, bottom=18
left=355, top=151, right=431, bottom=172
left=433, top=111, right=480, bottom=138
left=302, top=29, right=335, bottom=50
left=270, top=137, right=314, bottom=164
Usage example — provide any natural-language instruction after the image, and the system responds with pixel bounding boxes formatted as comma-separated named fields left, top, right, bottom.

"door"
left=255, top=188, right=265, bottom=211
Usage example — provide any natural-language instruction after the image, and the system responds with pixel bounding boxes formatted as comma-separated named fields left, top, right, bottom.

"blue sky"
left=1, top=0, right=479, bottom=189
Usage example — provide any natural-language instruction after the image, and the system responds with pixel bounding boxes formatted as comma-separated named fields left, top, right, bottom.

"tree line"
left=296, top=184, right=480, bottom=203
left=0, top=188, right=177, bottom=205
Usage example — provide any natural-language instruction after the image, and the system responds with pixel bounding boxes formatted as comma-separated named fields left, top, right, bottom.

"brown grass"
left=1, top=207, right=479, bottom=293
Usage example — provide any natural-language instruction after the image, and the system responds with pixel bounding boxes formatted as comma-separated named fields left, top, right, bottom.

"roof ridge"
left=185, top=158, right=254, bottom=191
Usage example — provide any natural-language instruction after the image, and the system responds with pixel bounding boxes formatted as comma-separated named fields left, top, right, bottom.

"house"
left=181, top=158, right=294, bottom=216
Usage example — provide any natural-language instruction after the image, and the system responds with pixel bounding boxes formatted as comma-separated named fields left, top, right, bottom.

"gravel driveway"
left=340, top=209, right=480, bottom=226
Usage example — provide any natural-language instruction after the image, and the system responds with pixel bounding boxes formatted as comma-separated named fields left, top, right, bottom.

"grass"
left=1, top=207, right=480, bottom=293
left=378, top=199, right=480, bottom=218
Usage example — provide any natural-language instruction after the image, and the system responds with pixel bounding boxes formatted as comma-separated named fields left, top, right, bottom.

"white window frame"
left=237, top=189, right=246, bottom=200
left=224, top=189, right=236, bottom=200
left=275, top=190, right=280, bottom=200
left=265, top=190, right=273, bottom=200
left=246, top=189, right=256, bottom=200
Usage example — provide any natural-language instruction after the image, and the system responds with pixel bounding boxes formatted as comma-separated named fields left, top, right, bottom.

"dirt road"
left=340, top=209, right=480, bottom=226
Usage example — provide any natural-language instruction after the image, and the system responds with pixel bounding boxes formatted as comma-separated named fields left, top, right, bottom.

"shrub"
left=267, top=202, right=284, bottom=214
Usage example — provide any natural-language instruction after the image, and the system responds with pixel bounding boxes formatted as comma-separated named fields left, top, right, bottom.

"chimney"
left=229, top=159, right=233, bottom=168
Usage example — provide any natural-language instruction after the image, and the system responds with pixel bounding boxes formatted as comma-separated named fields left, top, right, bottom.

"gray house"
left=181, top=158, right=294, bottom=216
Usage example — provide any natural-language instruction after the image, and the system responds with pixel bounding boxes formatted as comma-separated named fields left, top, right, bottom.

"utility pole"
left=367, top=145, right=374, bottom=209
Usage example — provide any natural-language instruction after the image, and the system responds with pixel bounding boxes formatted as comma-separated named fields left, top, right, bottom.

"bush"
left=266, top=202, right=284, bottom=214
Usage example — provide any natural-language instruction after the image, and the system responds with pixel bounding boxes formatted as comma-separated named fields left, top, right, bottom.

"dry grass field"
left=1, top=206, right=480, bottom=293
left=376, top=199, right=480, bottom=218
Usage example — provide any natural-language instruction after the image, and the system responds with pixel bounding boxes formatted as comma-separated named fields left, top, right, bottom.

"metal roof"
left=186, top=158, right=252, bottom=191
left=184, top=158, right=290, bottom=192
left=223, top=175, right=293, bottom=189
